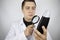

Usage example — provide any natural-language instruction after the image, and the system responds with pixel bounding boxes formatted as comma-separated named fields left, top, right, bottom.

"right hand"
left=24, top=24, right=34, bottom=37
left=33, top=26, right=47, bottom=40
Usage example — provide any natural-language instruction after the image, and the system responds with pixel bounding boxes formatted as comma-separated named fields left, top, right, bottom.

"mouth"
left=28, top=12, right=33, bottom=16
left=29, top=14, right=33, bottom=17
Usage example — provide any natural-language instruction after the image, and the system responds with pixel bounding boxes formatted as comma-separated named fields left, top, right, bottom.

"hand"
left=24, top=24, right=34, bottom=37
left=33, top=26, right=47, bottom=40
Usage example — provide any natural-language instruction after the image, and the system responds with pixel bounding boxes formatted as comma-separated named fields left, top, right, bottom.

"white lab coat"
left=5, top=18, right=52, bottom=40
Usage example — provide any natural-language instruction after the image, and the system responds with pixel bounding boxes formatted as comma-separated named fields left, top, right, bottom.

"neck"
left=24, top=17, right=31, bottom=22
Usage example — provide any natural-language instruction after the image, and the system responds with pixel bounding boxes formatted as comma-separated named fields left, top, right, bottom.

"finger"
left=34, top=29, right=43, bottom=38
left=27, top=27, right=34, bottom=34
left=34, top=29, right=47, bottom=40
left=28, top=24, right=34, bottom=28
left=33, top=32, right=41, bottom=40
left=27, top=25, right=34, bottom=31
left=29, top=28, right=34, bottom=32
left=26, top=28, right=33, bottom=35
left=28, top=26, right=34, bottom=31
left=42, top=26, right=47, bottom=35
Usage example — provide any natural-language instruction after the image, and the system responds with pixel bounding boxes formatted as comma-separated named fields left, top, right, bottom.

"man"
left=5, top=0, right=52, bottom=40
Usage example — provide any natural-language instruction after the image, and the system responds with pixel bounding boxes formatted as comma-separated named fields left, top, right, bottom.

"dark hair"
left=21, top=0, right=36, bottom=9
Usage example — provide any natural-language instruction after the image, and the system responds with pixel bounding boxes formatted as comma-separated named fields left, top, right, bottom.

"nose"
left=29, top=8, right=33, bottom=12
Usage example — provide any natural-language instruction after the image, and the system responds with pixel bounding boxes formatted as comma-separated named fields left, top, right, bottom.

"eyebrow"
left=25, top=5, right=36, bottom=7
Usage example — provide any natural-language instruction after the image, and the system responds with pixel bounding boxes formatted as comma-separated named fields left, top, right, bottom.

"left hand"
left=33, top=26, right=47, bottom=40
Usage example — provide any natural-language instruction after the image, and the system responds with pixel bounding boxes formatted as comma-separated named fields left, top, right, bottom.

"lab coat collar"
left=19, top=18, right=26, bottom=31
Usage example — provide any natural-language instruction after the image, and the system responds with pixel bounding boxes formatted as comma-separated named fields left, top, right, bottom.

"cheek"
left=32, top=10, right=35, bottom=15
left=22, top=10, right=29, bottom=18
left=24, top=9, right=28, bottom=13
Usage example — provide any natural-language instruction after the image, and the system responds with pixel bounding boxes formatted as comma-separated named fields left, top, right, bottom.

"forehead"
left=24, top=2, right=36, bottom=7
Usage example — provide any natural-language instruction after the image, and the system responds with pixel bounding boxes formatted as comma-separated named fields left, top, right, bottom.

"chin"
left=27, top=15, right=34, bottom=19
left=28, top=17, right=33, bottom=20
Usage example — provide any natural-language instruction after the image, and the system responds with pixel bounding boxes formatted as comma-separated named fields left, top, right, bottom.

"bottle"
left=37, top=10, right=50, bottom=34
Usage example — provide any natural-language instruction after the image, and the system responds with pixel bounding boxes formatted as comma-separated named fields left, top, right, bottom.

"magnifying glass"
left=24, top=15, right=40, bottom=27
left=31, top=15, right=40, bottom=24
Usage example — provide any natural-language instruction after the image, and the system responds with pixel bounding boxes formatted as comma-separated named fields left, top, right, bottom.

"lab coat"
left=5, top=18, right=52, bottom=40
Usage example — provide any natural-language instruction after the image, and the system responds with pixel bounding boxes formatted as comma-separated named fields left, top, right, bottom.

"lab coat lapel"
left=19, top=18, right=26, bottom=31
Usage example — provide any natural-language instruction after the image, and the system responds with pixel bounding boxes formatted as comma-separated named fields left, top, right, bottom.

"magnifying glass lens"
left=32, top=15, right=40, bottom=24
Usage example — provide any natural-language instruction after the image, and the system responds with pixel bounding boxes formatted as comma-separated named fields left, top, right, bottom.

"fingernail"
left=42, top=26, right=44, bottom=28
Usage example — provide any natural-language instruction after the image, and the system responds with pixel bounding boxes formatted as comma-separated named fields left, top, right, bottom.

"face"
left=22, top=2, right=36, bottom=20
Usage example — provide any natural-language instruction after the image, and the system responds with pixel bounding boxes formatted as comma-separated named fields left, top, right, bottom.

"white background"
left=0, top=0, right=60, bottom=40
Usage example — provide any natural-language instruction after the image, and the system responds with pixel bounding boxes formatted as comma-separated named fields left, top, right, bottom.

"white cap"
left=43, top=10, right=50, bottom=17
